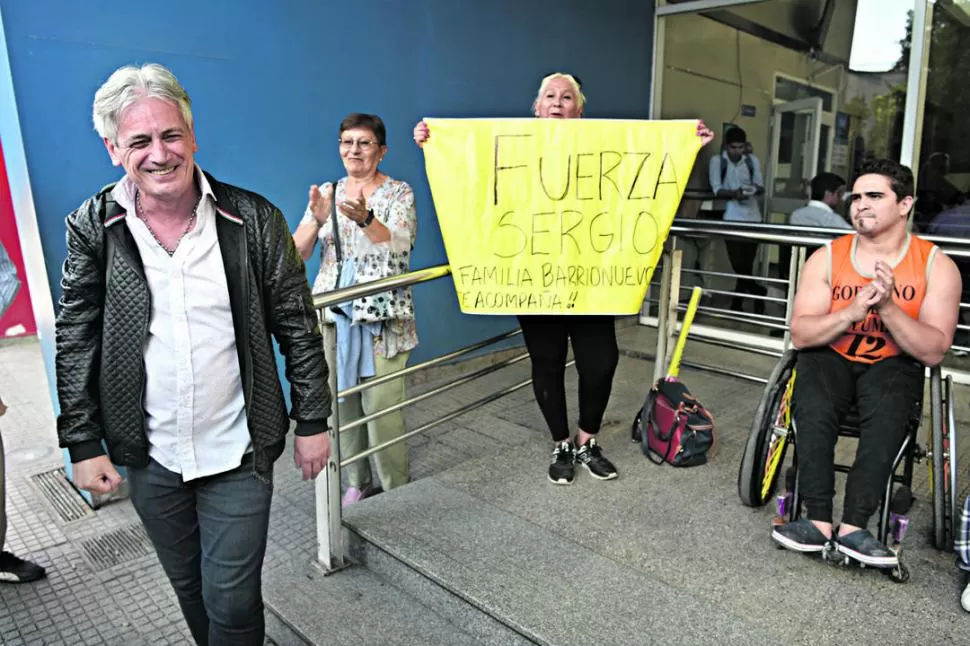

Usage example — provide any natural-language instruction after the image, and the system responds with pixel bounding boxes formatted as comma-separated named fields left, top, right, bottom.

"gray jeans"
left=128, top=456, right=272, bottom=646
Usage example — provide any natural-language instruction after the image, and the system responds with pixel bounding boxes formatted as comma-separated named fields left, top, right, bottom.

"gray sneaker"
left=836, top=529, right=898, bottom=567
left=771, top=518, right=830, bottom=553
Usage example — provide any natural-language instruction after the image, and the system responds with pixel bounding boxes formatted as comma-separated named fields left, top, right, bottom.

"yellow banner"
left=423, top=118, right=701, bottom=315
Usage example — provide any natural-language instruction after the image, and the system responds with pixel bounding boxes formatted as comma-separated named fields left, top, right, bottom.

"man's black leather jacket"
left=54, top=171, right=331, bottom=480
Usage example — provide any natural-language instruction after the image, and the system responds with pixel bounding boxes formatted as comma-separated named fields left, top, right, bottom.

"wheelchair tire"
left=947, top=375, right=959, bottom=551
left=930, top=369, right=950, bottom=551
left=887, top=563, right=910, bottom=584
left=738, top=349, right=798, bottom=507
left=931, top=374, right=958, bottom=551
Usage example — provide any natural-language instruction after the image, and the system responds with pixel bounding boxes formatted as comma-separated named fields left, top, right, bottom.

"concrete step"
left=263, top=550, right=487, bottom=646
left=342, top=477, right=781, bottom=646
left=339, top=412, right=970, bottom=646
left=264, top=325, right=970, bottom=645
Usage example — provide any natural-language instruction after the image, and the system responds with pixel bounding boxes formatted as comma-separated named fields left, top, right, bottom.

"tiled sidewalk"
left=0, top=337, right=195, bottom=645
left=6, top=326, right=968, bottom=645
left=0, top=334, right=539, bottom=646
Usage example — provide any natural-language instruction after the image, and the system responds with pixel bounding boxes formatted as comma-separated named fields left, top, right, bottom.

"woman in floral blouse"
left=293, top=113, right=418, bottom=507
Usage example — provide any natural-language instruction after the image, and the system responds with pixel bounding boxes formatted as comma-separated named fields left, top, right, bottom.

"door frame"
left=764, top=96, right=824, bottom=220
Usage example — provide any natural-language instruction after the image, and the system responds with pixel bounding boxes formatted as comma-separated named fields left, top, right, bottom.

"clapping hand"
left=308, top=183, right=334, bottom=226
left=337, top=188, right=369, bottom=224
left=872, top=260, right=896, bottom=310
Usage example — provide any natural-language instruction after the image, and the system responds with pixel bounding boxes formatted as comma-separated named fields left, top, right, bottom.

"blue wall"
left=1, top=0, right=653, bottom=376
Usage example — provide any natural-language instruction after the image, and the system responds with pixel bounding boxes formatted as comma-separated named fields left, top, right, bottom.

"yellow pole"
left=666, top=286, right=702, bottom=379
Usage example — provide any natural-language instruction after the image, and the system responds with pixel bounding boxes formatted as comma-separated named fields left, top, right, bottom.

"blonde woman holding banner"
left=414, top=72, right=715, bottom=485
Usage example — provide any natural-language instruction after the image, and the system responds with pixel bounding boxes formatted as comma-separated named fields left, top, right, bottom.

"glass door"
left=764, top=96, right=824, bottom=221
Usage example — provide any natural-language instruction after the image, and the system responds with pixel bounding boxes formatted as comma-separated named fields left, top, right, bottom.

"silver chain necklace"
left=135, top=191, right=200, bottom=256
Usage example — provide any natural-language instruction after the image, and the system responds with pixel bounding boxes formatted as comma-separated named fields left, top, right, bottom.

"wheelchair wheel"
left=929, top=372, right=957, bottom=551
left=947, top=375, right=959, bottom=551
left=739, top=349, right=798, bottom=507
left=887, top=562, right=910, bottom=584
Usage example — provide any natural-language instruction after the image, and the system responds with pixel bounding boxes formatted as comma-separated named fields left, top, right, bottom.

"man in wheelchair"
left=772, top=159, right=962, bottom=567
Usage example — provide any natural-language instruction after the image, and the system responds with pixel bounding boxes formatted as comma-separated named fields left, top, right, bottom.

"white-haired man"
left=54, top=63, right=331, bottom=645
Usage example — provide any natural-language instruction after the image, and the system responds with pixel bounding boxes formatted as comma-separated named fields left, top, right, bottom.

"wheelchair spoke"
left=760, top=374, right=796, bottom=502
left=761, top=432, right=788, bottom=501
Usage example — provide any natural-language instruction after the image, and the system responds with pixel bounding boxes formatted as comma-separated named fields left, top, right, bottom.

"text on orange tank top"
left=828, top=233, right=937, bottom=364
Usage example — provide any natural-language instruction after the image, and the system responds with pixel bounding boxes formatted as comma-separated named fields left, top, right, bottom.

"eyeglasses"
left=338, top=138, right=380, bottom=150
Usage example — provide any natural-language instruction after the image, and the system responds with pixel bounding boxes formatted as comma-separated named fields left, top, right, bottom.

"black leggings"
left=793, top=347, right=924, bottom=528
left=518, top=315, right=619, bottom=442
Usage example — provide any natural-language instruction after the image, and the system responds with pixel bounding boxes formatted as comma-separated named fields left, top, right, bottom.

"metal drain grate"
left=79, top=524, right=155, bottom=570
left=29, top=467, right=94, bottom=523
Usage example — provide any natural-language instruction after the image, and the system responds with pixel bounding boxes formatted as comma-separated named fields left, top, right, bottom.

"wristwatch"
left=358, top=209, right=375, bottom=228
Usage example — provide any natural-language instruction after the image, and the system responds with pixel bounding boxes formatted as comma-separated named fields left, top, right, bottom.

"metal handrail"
left=644, top=297, right=788, bottom=330
left=311, top=262, right=524, bottom=572
left=310, top=220, right=970, bottom=316
left=313, top=264, right=451, bottom=310
left=341, top=359, right=576, bottom=469
left=677, top=285, right=787, bottom=304
left=340, top=328, right=522, bottom=397
left=338, top=352, right=531, bottom=435
left=680, top=267, right=789, bottom=286
left=310, top=216, right=970, bottom=570
left=669, top=218, right=970, bottom=257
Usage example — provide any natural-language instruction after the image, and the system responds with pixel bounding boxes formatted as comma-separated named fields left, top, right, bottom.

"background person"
left=709, top=126, right=767, bottom=313
left=789, top=172, right=851, bottom=230
left=0, top=241, right=43, bottom=583
left=293, top=113, right=418, bottom=507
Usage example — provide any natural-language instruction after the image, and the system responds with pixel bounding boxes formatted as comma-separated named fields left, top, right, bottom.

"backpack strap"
left=719, top=154, right=756, bottom=187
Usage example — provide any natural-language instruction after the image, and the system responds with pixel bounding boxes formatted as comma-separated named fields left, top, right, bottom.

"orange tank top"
left=828, top=233, right=937, bottom=364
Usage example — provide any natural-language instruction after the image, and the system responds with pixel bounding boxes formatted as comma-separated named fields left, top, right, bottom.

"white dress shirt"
left=789, top=200, right=852, bottom=229
left=111, top=168, right=250, bottom=480
left=708, top=151, right=763, bottom=222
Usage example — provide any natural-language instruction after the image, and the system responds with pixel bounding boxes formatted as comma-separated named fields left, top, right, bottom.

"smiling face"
left=848, top=173, right=913, bottom=235
left=534, top=77, right=583, bottom=119
left=339, top=126, right=386, bottom=177
left=102, top=96, right=197, bottom=203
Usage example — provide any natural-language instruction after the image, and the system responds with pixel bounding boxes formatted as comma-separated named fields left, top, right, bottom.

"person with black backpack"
left=708, top=126, right=768, bottom=313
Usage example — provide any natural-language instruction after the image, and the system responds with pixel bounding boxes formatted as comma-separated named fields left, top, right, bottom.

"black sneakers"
left=772, top=521, right=899, bottom=568
left=548, top=440, right=575, bottom=485
left=836, top=529, right=898, bottom=567
left=771, top=518, right=830, bottom=553
left=575, top=437, right=618, bottom=481
left=548, top=437, right=619, bottom=484
left=0, top=551, right=46, bottom=584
